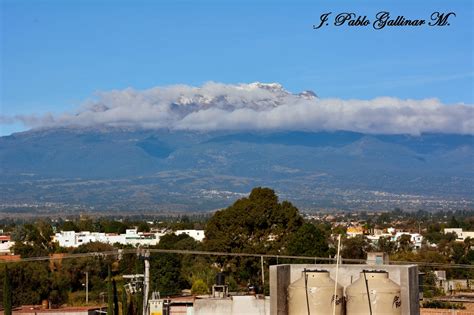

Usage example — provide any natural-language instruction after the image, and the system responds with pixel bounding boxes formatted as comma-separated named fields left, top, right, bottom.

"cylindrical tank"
left=215, top=272, right=225, bottom=285
left=346, top=270, right=402, bottom=315
left=288, top=270, right=343, bottom=315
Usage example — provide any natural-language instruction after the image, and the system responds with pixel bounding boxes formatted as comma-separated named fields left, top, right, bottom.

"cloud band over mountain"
left=3, top=82, right=474, bottom=135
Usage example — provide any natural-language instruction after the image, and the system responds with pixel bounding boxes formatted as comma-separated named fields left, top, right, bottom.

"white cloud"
left=2, top=82, right=473, bottom=135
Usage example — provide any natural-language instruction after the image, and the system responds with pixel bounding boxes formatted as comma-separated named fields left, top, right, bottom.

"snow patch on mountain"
left=2, top=82, right=473, bottom=135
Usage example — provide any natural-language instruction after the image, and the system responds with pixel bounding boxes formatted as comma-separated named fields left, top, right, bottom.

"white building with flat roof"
left=444, top=228, right=474, bottom=242
left=365, top=229, right=423, bottom=250
left=174, top=230, right=205, bottom=242
left=0, top=235, right=14, bottom=254
left=393, top=232, right=423, bottom=249
left=53, top=229, right=161, bottom=248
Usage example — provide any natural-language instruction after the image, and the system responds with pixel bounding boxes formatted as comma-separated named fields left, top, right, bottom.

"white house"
left=174, top=230, right=205, bottom=242
left=0, top=235, right=14, bottom=254
left=444, top=228, right=474, bottom=242
left=393, top=232, right=423, bottom=249
left=53, top=229, right=161, bottom=248
left=365, top=229, right=423, bottom=249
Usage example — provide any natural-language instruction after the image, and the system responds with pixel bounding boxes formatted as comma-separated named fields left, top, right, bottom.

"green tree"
left=3, top=265, right=12, bottom=315
left=76, top=217, right=96, bottom=232
left=425, top=223, right=444, bottom=244
left=137, top=222, right=150, bottom=233
left=204, top=187, right=304, bottom=285
left=286, top=223, right=329, bottom=258
left=150, top=253, right=184, bottom=296
left=122, top=287, right=128, bottom=315
left=174, top=216, right=194, bottom=230
left=158, top=233, right=198, bottom=251
left=376, top=213, right=391, bottom=226
left=398, top=234, right=413, bottom=252
left=113, top=280, right=119, bottom=315
left=341, top=235, right=371, bottom=260
left=448, top=216, right=460, bottom=228
left=107, top=266, right=113, bottom=315
left=205, top=187, right=303, bottom=254
left=11, top=221, right=56, bottom=257
left=60, top=221, right=79, bottom=232
left=191, top=279, right=209, bottom=295
left=127, top=296, right=135, bottom=315
left=332, top=225, right=347, bottom=236
left=8, top=261, right=51, bottom=305
left=149, top=234, right=197, bottom=296
left=48, top=272, right=69, bottom=307
left=118, top=246, right=140, bottom=275
left=101, top=220, right=128, bottom=234
left=390, top=248, right=449, bottom=278
left=422, top=271, right=444, bottom=298
left=11, top=242, right=50, bottom=258
left=377, top=236, right=397, bottom=255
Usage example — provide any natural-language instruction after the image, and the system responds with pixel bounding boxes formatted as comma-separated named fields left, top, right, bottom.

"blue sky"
left=1, top=0, right=473, bottom=136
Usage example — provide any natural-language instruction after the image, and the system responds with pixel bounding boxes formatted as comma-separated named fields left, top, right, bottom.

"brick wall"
left=421, top=308, right=474, bottom=315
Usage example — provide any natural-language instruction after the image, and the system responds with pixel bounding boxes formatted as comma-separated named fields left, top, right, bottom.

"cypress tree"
left=127, top=296, right=135, bottom=315
left=3, top=265, right=12, bottom=315
left=113, top=280, right=119, bottom=315
left=122, top=287, right=128, bottom=315
left=135, top=292, right=143, bottom=315
left=107, top=266, right=113, bottom=315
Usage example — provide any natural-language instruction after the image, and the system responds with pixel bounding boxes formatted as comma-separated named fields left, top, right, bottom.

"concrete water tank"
left=346, top=270, right=402, bottom=315
left=288, top=270, right=343, bottom=315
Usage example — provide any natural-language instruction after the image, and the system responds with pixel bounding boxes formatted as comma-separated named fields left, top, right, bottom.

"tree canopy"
left=286, top=223, right=329, bottom=258
left=204, top=187, right=303, bottom=255
left=202, top=187, right=331, bottom=288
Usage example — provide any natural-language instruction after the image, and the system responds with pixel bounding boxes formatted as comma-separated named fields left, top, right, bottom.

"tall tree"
left=127, top=297, right=135, bottom=315
left=398, top=234, right=413, bottom=252
left=377, top=236, right=397, bottom=255
left=341, top=235, right=371, bottom=260
left=286, top=223, right=329, bottom=258
left=205, top=187, right=303, bottom=254
left=204, top=187, right=304, bottom=285
left=3, top=266, right=12, bottom=315
left=113, top=280, right=119, bottom=315
left=122, top=287, right=128, bottom=315
left=107, top=266, right=113, bottom=315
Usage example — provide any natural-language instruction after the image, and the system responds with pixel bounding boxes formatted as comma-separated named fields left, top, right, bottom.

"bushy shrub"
left=191, top=279, right=209, bottom=295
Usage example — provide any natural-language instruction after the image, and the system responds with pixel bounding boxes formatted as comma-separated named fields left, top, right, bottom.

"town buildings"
left=346, top=226, right=424, bottom=249
left=52, top=228, right=205, bottom=248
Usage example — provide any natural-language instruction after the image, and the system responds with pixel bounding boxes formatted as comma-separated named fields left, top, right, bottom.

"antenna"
left=332, top=234, right=341, bottom=315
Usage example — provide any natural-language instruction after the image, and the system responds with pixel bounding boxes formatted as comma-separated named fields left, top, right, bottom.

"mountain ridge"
left=0, top=127, right=472, bottom=212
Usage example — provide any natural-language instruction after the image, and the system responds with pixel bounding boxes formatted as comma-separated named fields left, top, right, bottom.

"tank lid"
left=303, top=269, right=329, bottom=273
left=360, top=270, right=389, bottom=279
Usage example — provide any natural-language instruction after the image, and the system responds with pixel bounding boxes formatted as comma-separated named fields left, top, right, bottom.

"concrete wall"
left=194, top=296, right=270, bottom=315
left=270, top=264, right=419, bottom=315
left=447, top=279, right=474, bottom=291
left=421, top=309, right=474, bottom=315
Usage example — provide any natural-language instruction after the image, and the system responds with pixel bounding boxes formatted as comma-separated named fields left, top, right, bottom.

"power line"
left=1, top=248, right=473, bottom=269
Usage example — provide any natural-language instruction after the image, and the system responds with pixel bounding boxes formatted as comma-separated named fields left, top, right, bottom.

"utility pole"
left=333, top=234, right=342, bottom=315
left=123, top=249, right=150, bottom=315
left=86, top=271, right=89, bottom=304
left=142, top=249, right=150, bottom=315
